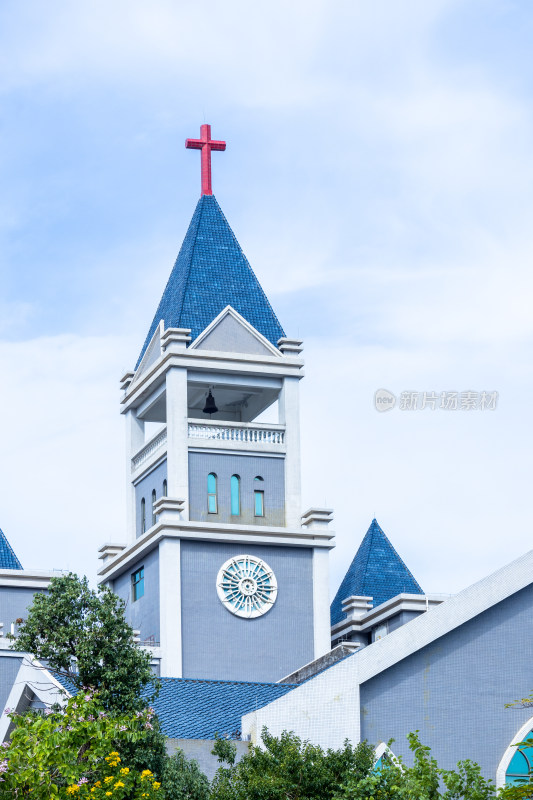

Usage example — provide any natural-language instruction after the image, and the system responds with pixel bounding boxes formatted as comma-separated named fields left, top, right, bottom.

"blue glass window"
left=163, top=479, right=167, bottom=497
left=208, top=473, right=218, bottom=514
left=151, top=489, right=157, bottom=526
left=140, top=498, right=146, bottom=534
left=506, top=732, right=533, bottom=786
left=254, top=476, right=264, bottom=517
left=132, top=567, right=144, bottom=601
left=230, top=475, right=241, bottom=515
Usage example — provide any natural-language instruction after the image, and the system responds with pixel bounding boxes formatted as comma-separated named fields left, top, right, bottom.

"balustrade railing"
left=188, top=421, right=285, bottom=445
left=132, top=427, right=167, bottom=469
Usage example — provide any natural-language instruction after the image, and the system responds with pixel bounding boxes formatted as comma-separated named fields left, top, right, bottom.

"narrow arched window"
left=140, top=498, right=146, bottom=534
left=254, top=476, right=264, bottom=517
left=207, top=473, right=218, bottom=514
left=231, top=475, right=241, bottom=516
left=151, top=489, right=157, bottom=526
left=163, top=479, right=167, bottom=497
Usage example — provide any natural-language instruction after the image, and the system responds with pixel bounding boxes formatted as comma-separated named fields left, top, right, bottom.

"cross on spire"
left=185, top=124, right=226, bottom=196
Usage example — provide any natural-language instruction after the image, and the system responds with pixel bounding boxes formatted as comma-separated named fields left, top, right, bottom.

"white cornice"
left=0, top=569, right=64, bottom=589
left=121, top=348, right=304, bottom=413
left=98, top=520, right=336, bottom=582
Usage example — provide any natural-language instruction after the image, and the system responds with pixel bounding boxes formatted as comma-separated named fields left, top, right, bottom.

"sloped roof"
left=136, top=195, right=285, bottom=368
left=51, top=674, right=295, bottom=740
left=153, top=677, right=295, bottom=739
left=0, top=528, right=22, bottom=570
left=330, top=519, right=423, bottom=625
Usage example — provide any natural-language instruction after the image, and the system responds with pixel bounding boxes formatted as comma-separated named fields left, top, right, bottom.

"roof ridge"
left=160, top=676, right=297, bottom=688
left=360, top=519, right=378, bottom=585
left=175, top=195, right=206, bottom=324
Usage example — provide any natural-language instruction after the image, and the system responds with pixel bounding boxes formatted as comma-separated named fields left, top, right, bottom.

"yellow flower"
left=120, top=767, right=129, bottom=775
left=114, top=781, right=125, bottom=789
left=153, top=781, right=161, bottom=789
left=94, top=782, right=102, bottom=788
left=141, top=769, right=152, bottom=776
left=66, top=788, right=80, bottom=795
left=104, top=776, right=114, bottom=783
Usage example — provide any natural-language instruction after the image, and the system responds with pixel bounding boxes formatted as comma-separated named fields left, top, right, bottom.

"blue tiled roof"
left=152, top=677, right=295, bottom=739
left=136, top=195, right=285, bottom=368
left=52, top=675, right=295, bottom=740
left=330, top=519, right=423, bottom=626
left=0, top=528, right=22, bottom=570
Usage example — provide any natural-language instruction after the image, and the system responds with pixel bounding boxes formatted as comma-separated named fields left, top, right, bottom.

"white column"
left=159, top=538, right=182, bottom=677
left=125, top=409, right=144, bottom=542
left=165, top=366, right=189, bottom=519
left=279, top=376, right=302, bottom=528
left=312, top=547, right=331, bottom=658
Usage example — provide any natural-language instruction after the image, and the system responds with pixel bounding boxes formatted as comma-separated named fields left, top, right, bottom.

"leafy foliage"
left=11, top=572, right=155, bottom=713
left=210, top=728, right=375, bottom=800
left=210, top=728, right=497, bottom=800
left=0, top=691, right=161, bottom=799
left=162, top=749, right=210, bottom=800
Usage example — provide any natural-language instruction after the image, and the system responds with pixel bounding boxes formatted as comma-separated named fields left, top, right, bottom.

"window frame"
left=132, top=566, right=145, bottom=602
left=140, top=497, right=146, bottom=534
left=151, top=489, right=157, bottom=526
left=230, top=474, right=241, bottom=516
left=254, top=476, right=265, bottom=517
left=207, top=472, right=218, bottom=514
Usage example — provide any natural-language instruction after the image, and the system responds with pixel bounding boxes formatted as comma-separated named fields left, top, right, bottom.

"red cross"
left=185, top=124, right=226, bottom=196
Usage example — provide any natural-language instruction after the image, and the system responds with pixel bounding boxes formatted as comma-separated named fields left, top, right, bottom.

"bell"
left=203, top=389, right=218, bottom=416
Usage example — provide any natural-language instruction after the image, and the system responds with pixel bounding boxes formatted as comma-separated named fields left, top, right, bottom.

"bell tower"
left=98, top=127, right=334, bottom=682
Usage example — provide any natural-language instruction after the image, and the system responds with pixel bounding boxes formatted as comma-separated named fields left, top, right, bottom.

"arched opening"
left=254, top=476, right=264, bottom=517
left=497, top=717, right=533, bottom=788
left=207, top=473, right=218, bottom=514
left=163, top=479, right=168, bottom=497
left=231, top=475, right=241, bottom=516
left=140, top=498, right=146, bottom=534
left=151, top=489, right=157, bottom=526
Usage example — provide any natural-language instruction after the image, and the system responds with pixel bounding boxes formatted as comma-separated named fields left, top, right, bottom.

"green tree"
left=0, top=690, right=161, bottom=799
left=162, top=749, right=210, bottom=800
left=340, top=732, right=497, bottom=800
left=210, top=728, right=375, bottom=800
left=11, top=572, right=155, bottom=714
left=210, top=728, right=497, bottom=800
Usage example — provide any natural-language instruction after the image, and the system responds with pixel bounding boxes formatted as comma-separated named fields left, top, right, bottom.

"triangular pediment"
left=190, top=306, right=281, bottom=357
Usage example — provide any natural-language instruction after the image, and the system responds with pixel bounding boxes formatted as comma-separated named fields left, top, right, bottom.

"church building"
left=1, top=124, right=532, bottom=786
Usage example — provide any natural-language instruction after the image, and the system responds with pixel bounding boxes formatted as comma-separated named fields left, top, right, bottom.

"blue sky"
left=1, top=0, right=532, bottom=595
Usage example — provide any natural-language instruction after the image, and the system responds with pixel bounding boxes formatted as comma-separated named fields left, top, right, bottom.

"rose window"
left=216, top=555, right=278, bottom=618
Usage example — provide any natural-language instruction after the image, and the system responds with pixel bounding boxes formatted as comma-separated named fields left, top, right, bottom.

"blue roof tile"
left=152, top=677, right=295, bottom=739
left=136, top=195, right=285, bottom=368
left=0, top=528, right=22, bottom=570
left=330, top=519, right=423, bottom=626
left=52, top=675, right=295, bottom=740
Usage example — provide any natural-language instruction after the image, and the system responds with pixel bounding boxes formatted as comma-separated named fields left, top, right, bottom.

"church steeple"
left=136, top=194, right=285, bottom=368
left=0, top=527, right=22, bottom=570
left=330, top=519, right=423, bottom=626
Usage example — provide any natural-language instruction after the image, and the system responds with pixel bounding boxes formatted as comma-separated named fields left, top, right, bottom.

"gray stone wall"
left=360, top=584, right=533, bottom=779
left=180, top=540, right=314, bottom=682
left=166, top=738, right=250, bottom=781
left=0, top=586, right=46, bottom=633
left=188, top=452, right=284, bottom=527
left=112, top=548, right=160, bottom=644
left=135, top=461, right=168, bottom=538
